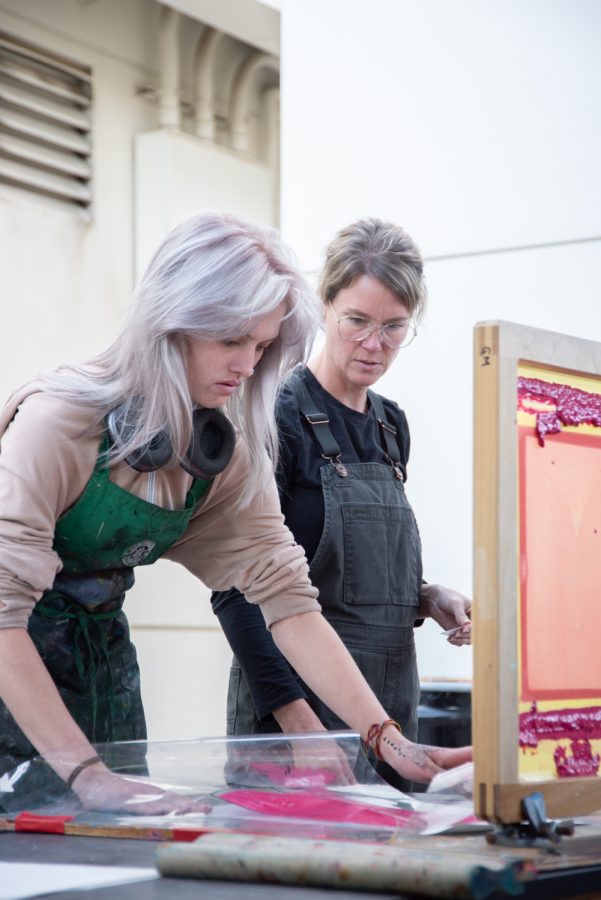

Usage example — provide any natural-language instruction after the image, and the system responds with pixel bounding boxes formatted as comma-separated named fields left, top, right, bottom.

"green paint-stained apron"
left=0, top=431, right=210, bottom=809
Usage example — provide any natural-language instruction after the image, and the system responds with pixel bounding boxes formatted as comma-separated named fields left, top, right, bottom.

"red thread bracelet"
left=363, top=719, right=402, bottom=760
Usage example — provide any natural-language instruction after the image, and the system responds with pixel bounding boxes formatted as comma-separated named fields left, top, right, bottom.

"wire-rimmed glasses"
left=328, top=301, right=417, bottom=349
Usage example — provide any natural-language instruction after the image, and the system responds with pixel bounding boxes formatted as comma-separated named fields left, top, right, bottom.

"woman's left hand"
left=418, top=583, right=472, bottom=646
left=73, top=767, right=212, bottom=815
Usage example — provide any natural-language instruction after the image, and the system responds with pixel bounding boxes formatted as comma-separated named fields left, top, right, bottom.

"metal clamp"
left=487, top=791, right=574, bottom=848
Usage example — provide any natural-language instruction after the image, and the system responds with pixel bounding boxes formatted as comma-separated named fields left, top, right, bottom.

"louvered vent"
left=0, top=30, right=92, bottom=207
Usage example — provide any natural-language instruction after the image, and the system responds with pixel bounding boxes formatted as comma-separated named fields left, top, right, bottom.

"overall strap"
left=367, top=390, right=406, bottom=482
left=287, top=375, right=348, bottom=477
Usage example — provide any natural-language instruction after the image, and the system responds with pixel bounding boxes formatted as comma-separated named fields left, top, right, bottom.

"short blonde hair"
left=318, top=217, right=426, bottom=320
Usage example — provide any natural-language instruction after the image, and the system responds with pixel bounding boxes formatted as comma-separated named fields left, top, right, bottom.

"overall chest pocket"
left=341, top=503, right=422, bottom=607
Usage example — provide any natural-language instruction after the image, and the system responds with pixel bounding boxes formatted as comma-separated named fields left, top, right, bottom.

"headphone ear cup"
left=107, top=403, right=173, bottom=472
left=181, top=408, right=236, bottom=479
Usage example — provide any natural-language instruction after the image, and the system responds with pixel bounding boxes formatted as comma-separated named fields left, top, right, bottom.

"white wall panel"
left=280, top=0, right=601, bottom=267
left=278, top=0, right=601, bottom=682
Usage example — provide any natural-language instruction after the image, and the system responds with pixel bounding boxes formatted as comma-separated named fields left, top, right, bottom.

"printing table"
left=3, top=829, right=601, bottom=899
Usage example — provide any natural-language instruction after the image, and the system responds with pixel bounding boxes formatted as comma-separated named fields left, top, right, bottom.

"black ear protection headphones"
left=107, top=402, right=236, bottom=480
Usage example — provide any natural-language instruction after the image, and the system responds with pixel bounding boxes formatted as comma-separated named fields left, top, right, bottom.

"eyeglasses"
left=328, top=301, right=417, bottom=349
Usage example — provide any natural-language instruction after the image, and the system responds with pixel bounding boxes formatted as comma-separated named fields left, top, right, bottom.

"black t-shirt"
left=275, top=367, right=410, bottom=562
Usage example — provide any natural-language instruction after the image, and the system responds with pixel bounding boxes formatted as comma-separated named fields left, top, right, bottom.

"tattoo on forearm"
left=381, top=734, right=439, bottom=776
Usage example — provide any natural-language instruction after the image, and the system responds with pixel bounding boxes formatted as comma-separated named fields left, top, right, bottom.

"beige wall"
left=134, top=129, right=274, bottom=277
left=0, top=0, right=279, bottom=739
left=0, top=0, right=159, bottom=389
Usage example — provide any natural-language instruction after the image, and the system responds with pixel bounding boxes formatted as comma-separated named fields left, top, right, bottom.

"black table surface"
left=0, top=832, right=402, bottom=900
left=2, top=830, right=601, bottom=899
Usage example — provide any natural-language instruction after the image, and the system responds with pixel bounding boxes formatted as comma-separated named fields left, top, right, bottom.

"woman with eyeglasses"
left=212, top=218, right=472, bottom=790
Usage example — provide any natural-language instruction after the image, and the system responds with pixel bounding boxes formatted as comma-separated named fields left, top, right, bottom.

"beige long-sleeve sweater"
left=0, top=384, right=320, bottom=629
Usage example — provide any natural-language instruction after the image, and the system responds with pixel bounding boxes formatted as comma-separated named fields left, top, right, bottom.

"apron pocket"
left=341, top=503, right=422, bottom=607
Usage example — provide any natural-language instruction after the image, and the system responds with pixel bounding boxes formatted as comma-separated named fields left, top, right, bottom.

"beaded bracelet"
left=66, top=755, right=102, bottom=790
left=363, top=719, right=402, bottom=761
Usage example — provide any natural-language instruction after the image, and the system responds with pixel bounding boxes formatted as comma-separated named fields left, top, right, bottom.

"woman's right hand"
left=376, top=723, right=472, bottom=785
left=274, top=699, right=356, bottom=785
left=72, top=765, right=210, bottom=815
left=287, top=733, right=356, bottom=786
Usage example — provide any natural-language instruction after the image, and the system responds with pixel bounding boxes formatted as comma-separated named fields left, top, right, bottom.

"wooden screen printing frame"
left=473, top=320, right=601, bottom=823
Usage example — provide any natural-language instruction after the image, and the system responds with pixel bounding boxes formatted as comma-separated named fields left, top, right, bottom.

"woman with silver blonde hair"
left=0, top=211, right=469, bottom=814
left=40, top=211, right=318, bottom=507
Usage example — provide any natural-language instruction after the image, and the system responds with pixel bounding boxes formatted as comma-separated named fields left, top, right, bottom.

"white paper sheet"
left=0, top=862, right=157, bottom=900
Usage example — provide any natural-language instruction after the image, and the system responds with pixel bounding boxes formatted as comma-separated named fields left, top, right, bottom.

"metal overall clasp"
left=322, top=454, right=348, bottom=478
left=390, top=460, right=405, bottom=481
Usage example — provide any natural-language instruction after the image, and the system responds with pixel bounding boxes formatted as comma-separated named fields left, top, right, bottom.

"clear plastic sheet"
left=0, top=733, right=486, bottom=841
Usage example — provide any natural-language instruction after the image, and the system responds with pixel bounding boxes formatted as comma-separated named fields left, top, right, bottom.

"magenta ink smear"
left=517, top=376, right=601, bottom=445
left=520, top=702, right=601, bottom=777
left=554, top=740, right=601, bottom=778
left=520, top=702, right=601, bottom=747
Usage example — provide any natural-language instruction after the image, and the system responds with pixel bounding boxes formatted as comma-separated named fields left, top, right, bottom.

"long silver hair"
left=40, top=211, right=320, bottom=505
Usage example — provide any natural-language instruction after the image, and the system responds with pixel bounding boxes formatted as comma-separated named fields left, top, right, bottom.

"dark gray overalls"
left=229, top=378, right=423, bottom=789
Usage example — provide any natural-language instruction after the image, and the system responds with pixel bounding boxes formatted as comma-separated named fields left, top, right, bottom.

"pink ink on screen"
left=519, top=702, right=601, bottom=778
left=517, top=376, right=601, bottom=445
